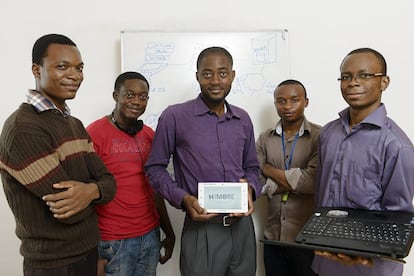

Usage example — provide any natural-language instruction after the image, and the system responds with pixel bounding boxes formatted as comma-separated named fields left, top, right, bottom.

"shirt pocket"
left=345, top=162, right=382, bottom=209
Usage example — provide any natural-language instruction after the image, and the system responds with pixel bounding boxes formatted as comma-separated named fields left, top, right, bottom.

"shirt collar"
left=339, top=103, right=386, bottom=128
left=26, top=89, right=71, bottom=116
left=274, top=118, right=309, bottom=137
left=193, top=94, right=240, bottom=119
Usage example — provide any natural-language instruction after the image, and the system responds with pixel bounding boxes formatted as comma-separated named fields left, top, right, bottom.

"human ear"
left=231, top=70, right=236, bottom=81
left=32, top=63, right=40, bottom=78
left=380, top=75, right=390, bottom=92
left=112, top=91, right=119, bottom=102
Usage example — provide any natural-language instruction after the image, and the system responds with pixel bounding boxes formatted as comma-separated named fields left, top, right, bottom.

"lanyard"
left=281, top=130, right=299, bottom=170
left=281, top=130, right=299, bottom=202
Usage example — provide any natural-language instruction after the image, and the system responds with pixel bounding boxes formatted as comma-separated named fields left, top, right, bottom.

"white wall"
left=1, top=0, right=414, bottom=275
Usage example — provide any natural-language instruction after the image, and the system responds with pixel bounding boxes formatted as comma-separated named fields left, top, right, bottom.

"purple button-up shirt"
left=313, top=104, right=414, bottom=276
left=145, top=95, right=260, bottom=209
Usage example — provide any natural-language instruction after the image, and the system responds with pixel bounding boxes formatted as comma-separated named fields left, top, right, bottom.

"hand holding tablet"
left=198, top=182, right=248, bottom=213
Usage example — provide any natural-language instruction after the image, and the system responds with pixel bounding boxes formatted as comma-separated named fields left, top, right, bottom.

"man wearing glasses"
left=312, top=48, right=414, bottom=276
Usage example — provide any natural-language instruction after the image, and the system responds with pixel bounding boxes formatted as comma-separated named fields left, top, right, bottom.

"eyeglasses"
left=337, top=73, right=384, bottom=83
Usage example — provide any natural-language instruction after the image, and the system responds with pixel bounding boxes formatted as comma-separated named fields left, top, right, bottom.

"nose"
left=67, top=67, right=83, bottom=80
left=210, top=73, right=221, bottom=84
left=283, top=100, right=293, bottom=110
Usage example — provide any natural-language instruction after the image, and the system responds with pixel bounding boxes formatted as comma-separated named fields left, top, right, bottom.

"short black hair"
left=275, top=79, right=308, bottom=99
left=196, top=46, right=233, bottom=70
left=32, top=34, right=76, bottom=65
left=343, top=47, right=387, bottom=75
left=114, top=71, right=150, bottom=91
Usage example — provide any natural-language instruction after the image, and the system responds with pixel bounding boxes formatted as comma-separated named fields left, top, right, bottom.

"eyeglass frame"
left=337, top=72, right=385, bottom=82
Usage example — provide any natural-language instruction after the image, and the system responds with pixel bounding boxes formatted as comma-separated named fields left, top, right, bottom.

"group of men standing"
left=0, top=33, right=413, bottom=276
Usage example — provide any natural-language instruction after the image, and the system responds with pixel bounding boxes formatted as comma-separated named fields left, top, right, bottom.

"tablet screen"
left=198, top=182, right=248, bottom=213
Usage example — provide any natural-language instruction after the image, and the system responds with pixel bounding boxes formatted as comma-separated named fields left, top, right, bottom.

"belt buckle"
left=223, top=215, right=231, bottom=227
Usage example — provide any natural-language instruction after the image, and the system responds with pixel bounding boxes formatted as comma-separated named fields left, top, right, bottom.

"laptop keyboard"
left=302, top=216, right=413, bottom=245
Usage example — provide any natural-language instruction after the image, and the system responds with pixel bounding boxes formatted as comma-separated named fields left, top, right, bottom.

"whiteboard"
left=121, top=30, right=290, bottom=136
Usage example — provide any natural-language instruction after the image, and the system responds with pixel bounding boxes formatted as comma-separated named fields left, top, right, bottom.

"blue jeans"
left=99, top=228, right=160, bottom=276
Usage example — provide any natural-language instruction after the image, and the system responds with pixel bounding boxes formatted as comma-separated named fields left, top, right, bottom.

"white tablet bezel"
left=198, top=182, right=248, bottom=213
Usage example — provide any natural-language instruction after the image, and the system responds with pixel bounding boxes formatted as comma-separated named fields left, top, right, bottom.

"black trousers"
left=264, top=243, right=317, bottom=276
left=23, top=248, right=98, bottom=276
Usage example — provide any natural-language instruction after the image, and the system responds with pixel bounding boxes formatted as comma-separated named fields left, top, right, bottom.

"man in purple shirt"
left=313, top=48, right=414, bottom=276
left=145, top=46, right=260, bottom=276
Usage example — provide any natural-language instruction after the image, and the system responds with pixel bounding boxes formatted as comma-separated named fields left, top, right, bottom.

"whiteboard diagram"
left=121, top=30, right=290, bottom=136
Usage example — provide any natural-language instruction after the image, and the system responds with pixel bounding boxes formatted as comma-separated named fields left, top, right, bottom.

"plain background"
left=1, top=1, right=414, bottom=275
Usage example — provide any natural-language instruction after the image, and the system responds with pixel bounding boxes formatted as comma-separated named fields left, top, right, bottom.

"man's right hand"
left=182, top=194, right=218, bottom=221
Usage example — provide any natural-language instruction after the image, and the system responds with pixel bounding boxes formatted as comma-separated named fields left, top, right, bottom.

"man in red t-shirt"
left=87, top=71, right=175, bottom=276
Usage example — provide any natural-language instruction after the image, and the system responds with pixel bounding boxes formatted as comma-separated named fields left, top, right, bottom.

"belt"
left=207, top=215, right=241, bottom=226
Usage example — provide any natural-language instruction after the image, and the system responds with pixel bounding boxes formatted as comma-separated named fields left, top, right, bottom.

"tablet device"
left=198, top=182, right=248, bottom=213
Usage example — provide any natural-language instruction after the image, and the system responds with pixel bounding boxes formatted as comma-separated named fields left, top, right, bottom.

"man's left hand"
left=42, top=181, right=99, bottom=219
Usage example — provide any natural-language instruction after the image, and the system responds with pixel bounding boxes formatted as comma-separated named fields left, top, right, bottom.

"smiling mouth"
left=346, top=92, right=364, bottom=97
left=63, top=84, right=80, bottom=91
left=209, top=87, right=222, bottom=93
left=345, top=89, right=365, bottom=95
left=127, top=107, right=143, bottom=114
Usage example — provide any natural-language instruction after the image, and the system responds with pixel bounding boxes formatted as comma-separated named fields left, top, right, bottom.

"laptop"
left=261, top=207, right=414, bottom=263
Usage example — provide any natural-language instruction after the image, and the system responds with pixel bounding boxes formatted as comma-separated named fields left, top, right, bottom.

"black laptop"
left=261, top=207, right=414, bottom=263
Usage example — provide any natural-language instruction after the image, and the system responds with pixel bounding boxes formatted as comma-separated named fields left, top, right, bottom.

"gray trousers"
left=180, top=215, right=256, bottom=276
